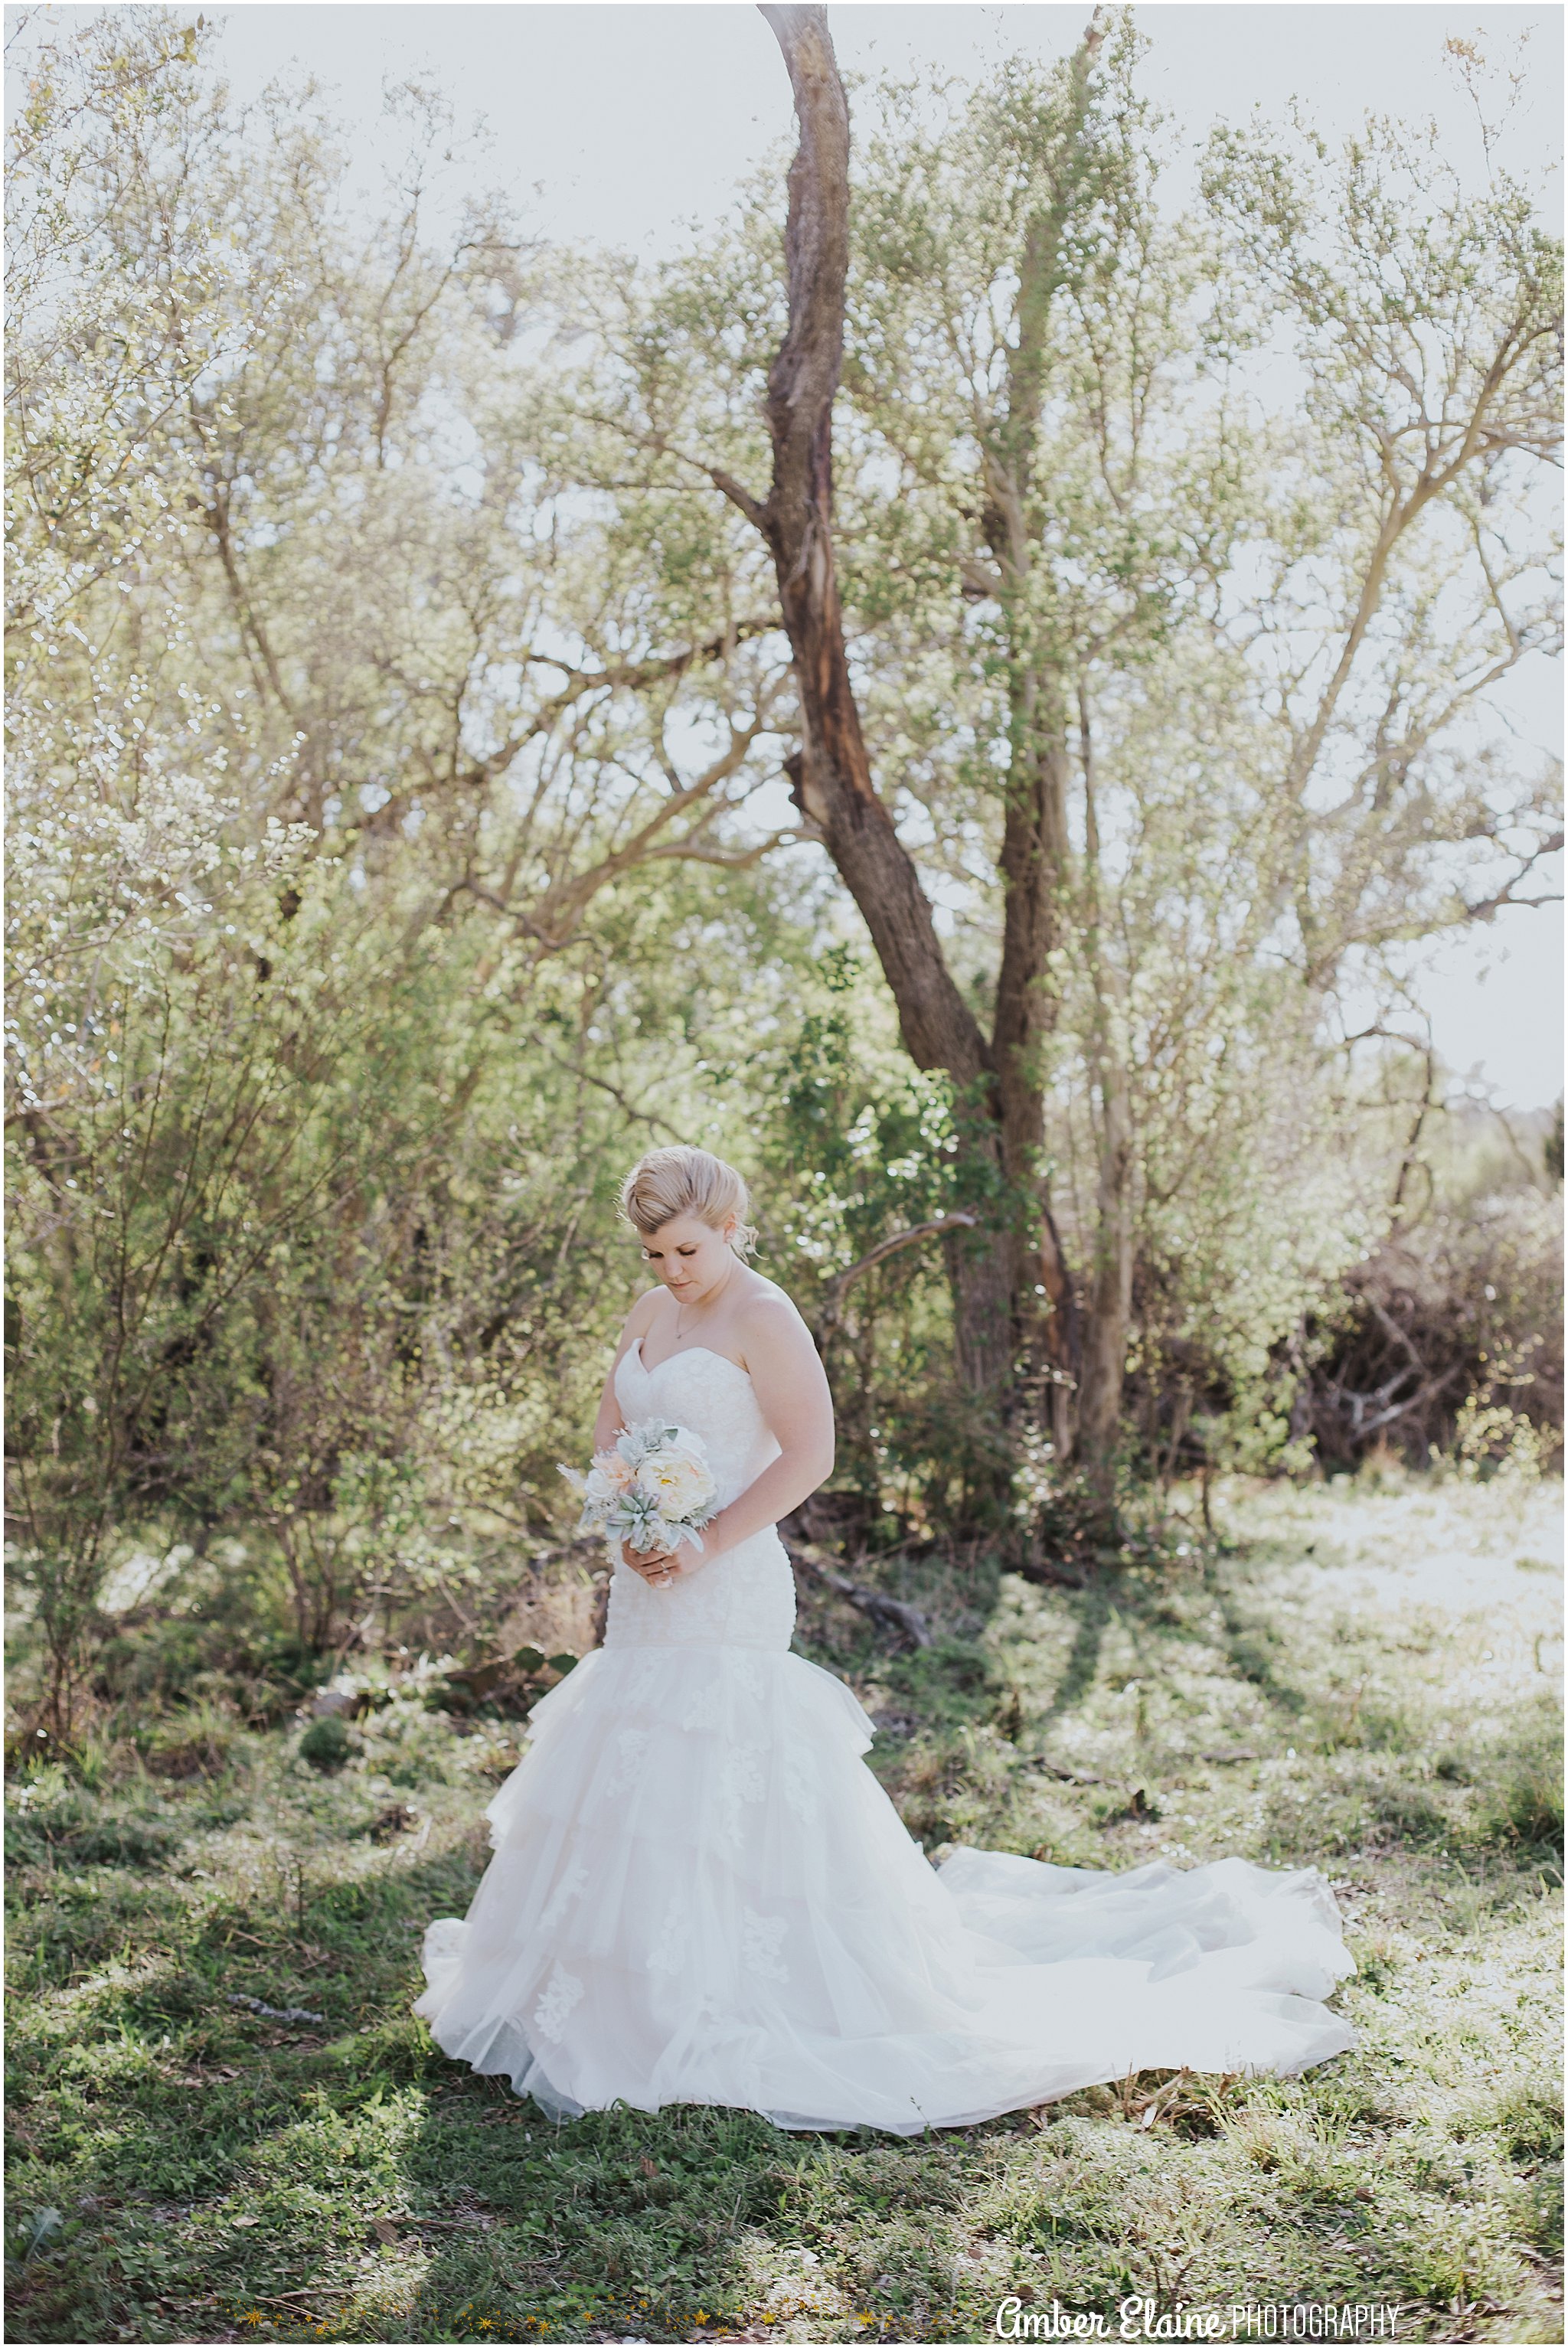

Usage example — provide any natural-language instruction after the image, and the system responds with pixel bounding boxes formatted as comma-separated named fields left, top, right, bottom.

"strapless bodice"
left=602, top=1341, right=796, bottom=1651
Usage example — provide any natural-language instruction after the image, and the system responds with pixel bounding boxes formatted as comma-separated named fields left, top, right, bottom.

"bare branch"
left=646, top=821, right=822, bottom=868
left=578, top=408, right=771, bottom=531
left=815, top=1213, right=979, bottom=1340
left=1462, top=832, right=1565, bottom=923
left=530, top=1042, right=686, bottom=1142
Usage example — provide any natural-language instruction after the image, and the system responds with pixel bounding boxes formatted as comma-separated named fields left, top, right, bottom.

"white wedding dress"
left=414, top=1339, right=1356, bottom=2134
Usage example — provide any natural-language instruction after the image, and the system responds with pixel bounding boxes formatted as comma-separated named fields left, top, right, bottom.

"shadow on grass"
left=386, top=2098, right=793, bottom=2343
left=1036, top=1579, right=1115, bottom=1729
left=7, top=1486, right=1564, bottom=2343
left=1203, top=1565, right=1312, bottom=1726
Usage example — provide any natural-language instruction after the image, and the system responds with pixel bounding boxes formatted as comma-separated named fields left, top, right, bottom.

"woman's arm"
left=592, top=1288, right=659, bottom=1454
left=683, top=1292, right=834, bottom=1566
left=590, top=1290, right=673, bottom=1585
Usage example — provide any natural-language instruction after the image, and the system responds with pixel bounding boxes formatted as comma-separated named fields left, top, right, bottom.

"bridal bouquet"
left=560, top=1417, right=719, bottom=1559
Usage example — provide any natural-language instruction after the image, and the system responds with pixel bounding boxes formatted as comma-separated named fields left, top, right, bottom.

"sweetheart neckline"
left=632, top=1335, right=752, bottom=1382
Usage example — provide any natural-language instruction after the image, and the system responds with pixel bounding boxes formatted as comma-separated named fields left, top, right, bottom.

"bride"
left=415, top=1146, right=1355, bottom=2134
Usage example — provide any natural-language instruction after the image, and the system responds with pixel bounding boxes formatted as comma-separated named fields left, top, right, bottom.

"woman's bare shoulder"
left=735, top=1273, right=814, bottom=1348
left=622, top=1285, right=666, bottom=1341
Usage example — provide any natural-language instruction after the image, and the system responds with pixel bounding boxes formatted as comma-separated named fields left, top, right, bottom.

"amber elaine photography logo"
left=992, top=2299, right=1406, bottom=2342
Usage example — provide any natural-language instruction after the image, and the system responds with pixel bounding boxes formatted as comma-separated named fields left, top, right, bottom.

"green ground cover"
left=5, top=1477, right=1562, bottom=2345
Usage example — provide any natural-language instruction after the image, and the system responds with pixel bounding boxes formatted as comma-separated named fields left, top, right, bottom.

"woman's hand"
left=622, top=1529, right=710, bottom=1589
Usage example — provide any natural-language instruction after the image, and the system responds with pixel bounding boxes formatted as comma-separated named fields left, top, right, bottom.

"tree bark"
left=757, top=7, right=989, bottom=1093
left=1076, top=1057, right=1134, bottom=1494
left=978, top=22, right=1104, bottom=1448
left=1074, top=687, right=1134, bottom=1507
left=754, top=6, right=1112, bottom=1447
left=756, top=3, right=1017, bottom=1399
left=992, top=688, right=1080, bottom=1448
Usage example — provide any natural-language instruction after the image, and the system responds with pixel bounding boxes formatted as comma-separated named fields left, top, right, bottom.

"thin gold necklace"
left=675, top=1262, right=732, bottom=1344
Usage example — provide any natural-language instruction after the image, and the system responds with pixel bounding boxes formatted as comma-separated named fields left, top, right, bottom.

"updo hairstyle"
left=619, top=1146, right=760, bottom=1259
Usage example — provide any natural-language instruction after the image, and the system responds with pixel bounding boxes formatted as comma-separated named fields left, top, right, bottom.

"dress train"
left=415, top=1341, right=1354, bottom=2134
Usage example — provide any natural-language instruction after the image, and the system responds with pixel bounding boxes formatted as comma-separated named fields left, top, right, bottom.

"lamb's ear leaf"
left=22, top=2209, right=63, bottom=2263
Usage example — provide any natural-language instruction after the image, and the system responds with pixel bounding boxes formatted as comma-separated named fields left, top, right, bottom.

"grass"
left=5, top=1472, right=1562, bottom=2344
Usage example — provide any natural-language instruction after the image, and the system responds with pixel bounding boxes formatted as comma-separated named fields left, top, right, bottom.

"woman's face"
left=640, top=1211, right=737, bottom=1307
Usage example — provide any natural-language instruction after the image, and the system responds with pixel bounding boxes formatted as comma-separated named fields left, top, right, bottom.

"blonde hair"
left=619, top=1146, right=759, bottom=1259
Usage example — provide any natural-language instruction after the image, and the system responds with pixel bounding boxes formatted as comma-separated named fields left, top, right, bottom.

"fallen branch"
left=783, top=1539, right=933, bottom=1648
left=227, top=1992, right=325, bottom=2025
left=1030, top=1757, right=1105, bottom=1786
left=1014, top=1556, right=1089, bottom=1592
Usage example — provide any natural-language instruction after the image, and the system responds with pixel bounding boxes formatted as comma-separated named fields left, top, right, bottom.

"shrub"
left=297, top=1715, right=354, bottom=1772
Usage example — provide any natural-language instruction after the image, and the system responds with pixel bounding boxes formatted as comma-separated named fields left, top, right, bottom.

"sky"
left=11, top=1, right=1565, bottom=1108
left=162, top=5, right=1565, bottom=256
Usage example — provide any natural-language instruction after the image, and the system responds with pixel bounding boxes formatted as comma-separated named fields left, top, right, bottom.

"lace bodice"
left=603, top=1340, right=796, bottom=1651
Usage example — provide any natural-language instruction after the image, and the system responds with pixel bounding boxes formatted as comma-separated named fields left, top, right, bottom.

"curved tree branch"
left=814, top=1212, right=979, bottom=1341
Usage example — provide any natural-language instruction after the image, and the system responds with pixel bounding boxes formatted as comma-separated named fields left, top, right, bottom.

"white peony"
left=635, top=1443, right=717, bottom=1517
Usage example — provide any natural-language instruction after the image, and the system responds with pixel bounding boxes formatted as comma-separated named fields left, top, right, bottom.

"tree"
left=3, top=9, right=834, bottom=1720
left=544, top=4, right=1560, bottom=1513
left=8, top=0, right=1559, bottom=1661
left=733, top=6, right=1099, bottom=1433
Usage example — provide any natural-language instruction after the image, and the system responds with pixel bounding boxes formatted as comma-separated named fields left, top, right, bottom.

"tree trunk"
left=1076, top=1053, right=1135, bottom=1504
left=758, top=8, right=988, bottom=1094
left=758, top=5, right=1019, bottom=1406
left=974, top=22, right=1103, bottom=1455
left=1075, top=688, right=1134, bottom=1511
left=754, top=6, right=1112, bottom=1475
left=992, top=689, right=1080, bottom=1451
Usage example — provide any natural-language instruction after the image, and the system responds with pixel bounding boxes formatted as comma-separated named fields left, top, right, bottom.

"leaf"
left=22, top=2207, right=62, bottom=2261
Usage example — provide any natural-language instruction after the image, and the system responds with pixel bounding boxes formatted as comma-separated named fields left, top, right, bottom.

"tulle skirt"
left=414, top=1642, right=1356, bottom=2134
